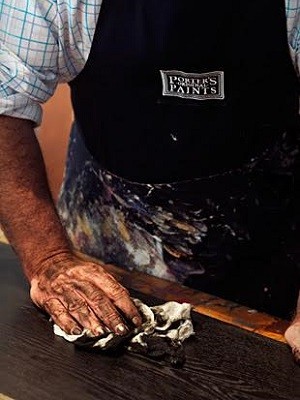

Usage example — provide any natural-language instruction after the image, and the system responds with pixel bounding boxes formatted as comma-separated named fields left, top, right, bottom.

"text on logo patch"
left=160, top=70, right=224, bottom=101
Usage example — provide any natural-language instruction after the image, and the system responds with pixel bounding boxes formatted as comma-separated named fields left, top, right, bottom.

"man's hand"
left=0, top=117, right=141, bottom=336
left=30, top=254, right=142, bottom=336
left=285, top=291, right=300, bottom=365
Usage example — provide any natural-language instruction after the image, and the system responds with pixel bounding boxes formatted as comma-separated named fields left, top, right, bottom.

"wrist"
left=24, top=247, right=73, bottom=282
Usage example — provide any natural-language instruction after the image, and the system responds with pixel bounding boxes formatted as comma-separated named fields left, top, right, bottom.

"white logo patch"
left=160, top=70, right=225, bottom=101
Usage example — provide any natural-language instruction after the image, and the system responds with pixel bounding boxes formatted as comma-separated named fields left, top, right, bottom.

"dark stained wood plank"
left=76, top=251, right=290, bottom=342
left=0, top=244, right=299, bottom=400
left=0, top=237, right=290, bottom=342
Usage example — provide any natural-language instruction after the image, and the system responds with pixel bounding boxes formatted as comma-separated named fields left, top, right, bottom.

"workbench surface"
left=1, top=244, right=299, bottom=400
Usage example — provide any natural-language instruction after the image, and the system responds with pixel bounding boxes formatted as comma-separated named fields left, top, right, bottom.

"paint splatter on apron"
left=57, top=124, right=300, bottom=318
left=59, top=1, right=299, bottom=318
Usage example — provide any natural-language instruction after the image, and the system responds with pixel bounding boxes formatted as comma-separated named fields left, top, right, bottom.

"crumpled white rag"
left=54, top=299, right=195, bottom=366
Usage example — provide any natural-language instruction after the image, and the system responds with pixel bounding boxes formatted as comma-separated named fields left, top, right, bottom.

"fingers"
left=31, top=260, right=142, bottom=337
left=83, top=267, right=142, bottom=327
left=44, top=298, right=82, bottom=335
left=74, top=281, right=129, bottom=335
left=61, top=288, right=105, bottom=336
left=113, top=294, right=143, bottom=327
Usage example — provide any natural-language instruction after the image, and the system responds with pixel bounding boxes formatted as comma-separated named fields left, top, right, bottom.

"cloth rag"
left=54, top=299, right=194, bottom=367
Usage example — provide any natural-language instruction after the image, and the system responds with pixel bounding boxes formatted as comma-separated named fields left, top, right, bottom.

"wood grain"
left=77, top=252, right=289, bottom=343
left=0, top=235, right=290, bottom=343
left=1, top=244, right=299, bottom=400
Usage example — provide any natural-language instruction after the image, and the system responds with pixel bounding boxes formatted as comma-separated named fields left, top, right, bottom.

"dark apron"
left=58, top=0, right=300, bottom=318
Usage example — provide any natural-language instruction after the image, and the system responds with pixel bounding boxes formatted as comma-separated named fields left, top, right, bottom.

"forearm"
left=0, top=116, right=71, bottom=280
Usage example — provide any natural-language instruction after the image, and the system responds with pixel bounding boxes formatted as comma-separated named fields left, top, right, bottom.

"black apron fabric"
left=59, top=0, right=300, bottom=319
left=70, top=0, right=299, bottom=183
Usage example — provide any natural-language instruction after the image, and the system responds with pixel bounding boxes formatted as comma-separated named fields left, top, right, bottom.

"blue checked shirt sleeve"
left=0, top=0, right=101, bottom=126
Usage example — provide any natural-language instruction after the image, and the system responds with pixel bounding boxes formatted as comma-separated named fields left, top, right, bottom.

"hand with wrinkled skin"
left=285, top=291, right=300, bottom=365
left=30, top=253, right=142, bottom=336
left=0, top=117, right=142, bottom=338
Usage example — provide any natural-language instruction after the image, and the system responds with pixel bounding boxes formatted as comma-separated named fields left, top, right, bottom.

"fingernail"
left=132, top=316, right=141, bottom=326
left=115, top=324, right=127, bottom=335
left=72, top=327, right=82, bottom=335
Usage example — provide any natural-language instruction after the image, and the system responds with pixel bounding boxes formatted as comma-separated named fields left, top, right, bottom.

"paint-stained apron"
left=58, top=0, right=300, bottom=318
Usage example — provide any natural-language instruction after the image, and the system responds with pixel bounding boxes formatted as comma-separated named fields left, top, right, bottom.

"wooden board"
left=0, top=244, right=299, bottom=400
left=77, top=252, right=290, bottom=343
left=0, top=236, right=291, bottom=342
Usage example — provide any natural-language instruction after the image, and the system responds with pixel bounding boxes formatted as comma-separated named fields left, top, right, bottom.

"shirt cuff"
left=0, top=89, right=42, bottom=126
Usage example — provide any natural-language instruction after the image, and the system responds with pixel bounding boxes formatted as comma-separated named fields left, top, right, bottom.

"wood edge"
left=0, top=239, right=288, bottom=344
left=75, top=251, right=289, bottom=344
left=192, top=305, right=287, bottom=343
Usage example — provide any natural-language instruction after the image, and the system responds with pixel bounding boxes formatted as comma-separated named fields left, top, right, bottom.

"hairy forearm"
left=0, top=116, right=71, bottom=280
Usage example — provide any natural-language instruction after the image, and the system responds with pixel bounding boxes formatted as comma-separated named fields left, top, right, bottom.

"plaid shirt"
left=0, top=0, right=299, bottom=125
